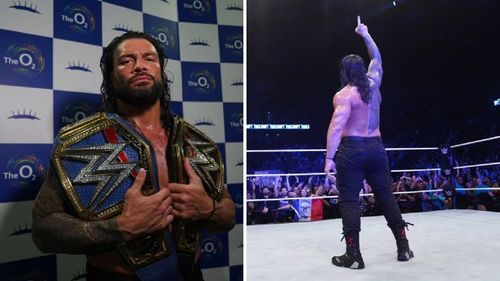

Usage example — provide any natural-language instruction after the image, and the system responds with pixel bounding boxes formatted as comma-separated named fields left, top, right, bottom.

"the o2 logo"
left=62, top=102, right=97, bottom=126
left=4, top=154, right=46, bottom=188
left=230, top=112, right=243, bottom=130
left=224, top=33, right=243, bottom=56
left=61, top=4, right=95, bottom=34
left=200, top=235, right=224, bottom=258
left=187, top=70, right=216, bottom=94
left=183, top=0, right=212, bottom=16
left=151, top=25, right=176, bottom=49
left=3, top=43, right=45, bottom=77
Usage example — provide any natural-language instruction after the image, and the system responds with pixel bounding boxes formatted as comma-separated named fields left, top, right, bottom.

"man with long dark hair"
left=324, top=17, right=413, bottom=269
left=32, top=31, right=235, bottom=281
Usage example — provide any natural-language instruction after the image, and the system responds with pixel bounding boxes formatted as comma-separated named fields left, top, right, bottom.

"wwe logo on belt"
left=62, top=142, right=137, bottom=210
left=440, top=147, right=448, bottom=155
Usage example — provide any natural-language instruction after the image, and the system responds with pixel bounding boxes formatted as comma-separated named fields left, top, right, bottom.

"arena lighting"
left=494, top=98, right=500, bottom=106
left=246, top=124, right=311, bottom=130
left=393, top=1, right=397, bottom=7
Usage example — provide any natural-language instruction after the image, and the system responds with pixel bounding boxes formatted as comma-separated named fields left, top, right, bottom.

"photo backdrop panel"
left=0, top=86, right=53, bottom=144
left=221, top=63, right=243, bottom=103
left=216, top=0, right=244, bottom=26
left=101, top=2, right=143, bottom=46
left=0, top=1, right=242, bottom=280
left=182, top=101, right=226, bottom=143
left=0, top=0, right=54, bottom=37
left=0, top=201, right=42, bottom=263
left=52, top=39, right=102, bottom=93
left=179, top=22, right=220, bottom=63
left=0, top=29, right=53, bottom=89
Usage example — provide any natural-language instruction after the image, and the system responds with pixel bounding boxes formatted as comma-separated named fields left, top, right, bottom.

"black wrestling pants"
left=335, top=137, right=405, bottom=235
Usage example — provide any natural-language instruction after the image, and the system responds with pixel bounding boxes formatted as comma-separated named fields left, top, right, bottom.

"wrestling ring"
left=246, top=135, right=500, bottom=281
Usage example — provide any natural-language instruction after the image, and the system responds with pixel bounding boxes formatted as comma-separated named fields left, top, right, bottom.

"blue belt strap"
left=134, top=231, right=183, bottom=281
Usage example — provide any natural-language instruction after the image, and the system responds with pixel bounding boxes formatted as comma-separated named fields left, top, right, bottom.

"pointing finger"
left=357, top=15, right=361, bottom=25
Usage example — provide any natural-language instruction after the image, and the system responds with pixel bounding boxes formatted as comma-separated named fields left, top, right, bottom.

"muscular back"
left=340, top=79, right=381, bottom=137
left=333, top=76, right=381, bottom=137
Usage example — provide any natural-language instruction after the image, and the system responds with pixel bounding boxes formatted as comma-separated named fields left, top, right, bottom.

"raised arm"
left=273, top=176, right=281, bottom=198
left=355, top=16, right=383, bottom=87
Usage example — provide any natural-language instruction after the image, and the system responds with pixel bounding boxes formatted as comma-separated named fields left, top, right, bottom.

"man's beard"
left=113, top=75, right=165, bottom=107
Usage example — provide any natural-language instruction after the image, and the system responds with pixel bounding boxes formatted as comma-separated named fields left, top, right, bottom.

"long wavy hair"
left=339, top=54, right=370, bottom=104
left=100, top=31, right=173, bottom=131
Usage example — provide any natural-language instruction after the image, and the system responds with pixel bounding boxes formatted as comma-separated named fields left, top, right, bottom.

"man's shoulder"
left=334, top=86, right=357, bottom=102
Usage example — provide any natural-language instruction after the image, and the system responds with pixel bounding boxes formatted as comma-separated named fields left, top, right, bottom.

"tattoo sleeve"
left=363, top=34, right=383, bottom=87
left=32, top=165, right=124, bottom=254
left=367, top=90, right=381, bottom=134
left=203, top=190, right=236, bottom=233
left=363, top=34, right=381, bottom=62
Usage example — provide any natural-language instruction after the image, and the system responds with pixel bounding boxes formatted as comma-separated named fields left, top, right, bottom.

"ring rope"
left=247, top=135, right=499, bottom=153
left=246, top=187, right=500, bottom=202
left=246, top=147, right=439, bottom=153
left=248, top=172, right=326, bottom=177
left=247, top=149, right=325, bottom=153
left=450, top=135, right=500, bottom=148
left=246, top=161, right=499, bottom=178
left=389, top=168, right=441, bottom=173
left=453, top=162, right=500, bottom=169
left=247, top=167, right=441, bottom=178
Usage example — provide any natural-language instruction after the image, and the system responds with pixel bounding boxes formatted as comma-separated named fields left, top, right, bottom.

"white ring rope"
left=453, top=162, right=500, bottom=169
left=249, top=172, right=326, bottom=177
left=247, top=167, right=441, bottom=178
left=247, top=135, right=499, bottom=177
left=247, top=149, right=325, bottom=153
left=450, top=135, right=500, bottom=148
left=246, top=187, right=500, bottom=202
left=384, top=147, right=438, bottom=151
left=387, top=168, right=441, bottom=173
left=247, top=135, right=499, bottom=153
left=246, top=147, right=439, bottom=153
left=246, top=160, right=499, bottom=178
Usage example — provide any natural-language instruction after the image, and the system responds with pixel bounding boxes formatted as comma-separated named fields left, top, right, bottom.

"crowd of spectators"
left=247, top=126, right=499, bottom=225
left=247, top=167, right=500, bottom=225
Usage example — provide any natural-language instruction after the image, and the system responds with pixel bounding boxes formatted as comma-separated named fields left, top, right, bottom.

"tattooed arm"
left=32, top=165, right=124, bottom=254
left=204, top=190, right=236, bottom=232
left=33, top=165, right=175, bottom=253
left=169, top=159, right=236, bottom=233
left=355, top=16, right=383, bottom=88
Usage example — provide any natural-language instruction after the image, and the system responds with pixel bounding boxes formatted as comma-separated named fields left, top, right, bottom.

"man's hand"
left=117, top=168, right=174, bottom=240
left=355, top=16, right=369, bottom=37
left=169, top=159, right=213, bottom=221
left=324, top=158, right=337, bottom=181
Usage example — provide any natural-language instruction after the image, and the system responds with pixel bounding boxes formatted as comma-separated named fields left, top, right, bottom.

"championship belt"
left=168, top=117, right=225, bottom=276
left=51, top=112, right=182, bottom=281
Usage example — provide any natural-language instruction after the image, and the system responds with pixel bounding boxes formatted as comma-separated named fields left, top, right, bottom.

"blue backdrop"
left=0, top=0, right=243, bottom=280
